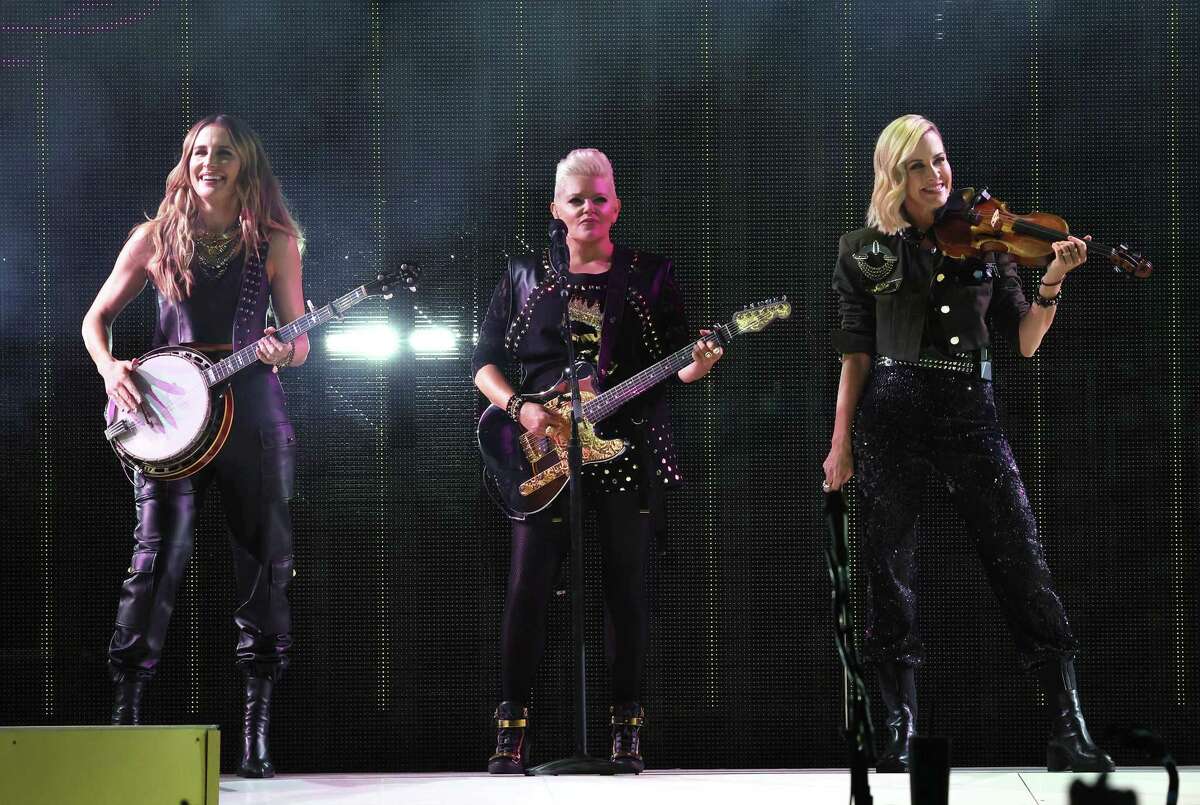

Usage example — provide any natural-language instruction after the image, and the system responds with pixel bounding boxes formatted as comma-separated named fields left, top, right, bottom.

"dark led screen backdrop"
left=1, top=0, right=1196, bottom=773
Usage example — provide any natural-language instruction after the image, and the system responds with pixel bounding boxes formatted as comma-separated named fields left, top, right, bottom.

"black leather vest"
left=153, top=242, right=272, bottom=353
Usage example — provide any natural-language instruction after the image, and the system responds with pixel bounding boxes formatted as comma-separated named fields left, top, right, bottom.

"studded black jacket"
left=472, top=245, right=690, bottom=498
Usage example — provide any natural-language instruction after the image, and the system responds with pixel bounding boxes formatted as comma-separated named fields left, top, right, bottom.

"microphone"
left=548, top=219, right=570, bottom=278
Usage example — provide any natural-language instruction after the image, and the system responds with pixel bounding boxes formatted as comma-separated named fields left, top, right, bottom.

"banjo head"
left=109, top=350, right=214, bottom=463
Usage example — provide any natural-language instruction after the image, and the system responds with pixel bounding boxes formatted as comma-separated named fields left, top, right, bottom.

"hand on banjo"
left=103, top=357, right=143, bottom=414
left=256, top=327, right=292, bottom=371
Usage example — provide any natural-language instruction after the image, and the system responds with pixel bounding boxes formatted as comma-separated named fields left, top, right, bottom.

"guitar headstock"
left=364, top=263, right=421, bottom=298
left=733, top=297, right=792, bottom=334
left=1109, top=244, right=1152, bottom=279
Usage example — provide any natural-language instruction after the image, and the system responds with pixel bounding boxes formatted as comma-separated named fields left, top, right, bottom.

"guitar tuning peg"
left=383, top=293, right=394, bottom=300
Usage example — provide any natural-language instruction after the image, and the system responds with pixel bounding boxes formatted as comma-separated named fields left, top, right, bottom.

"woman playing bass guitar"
left=472, top=148, right=721, bottom=774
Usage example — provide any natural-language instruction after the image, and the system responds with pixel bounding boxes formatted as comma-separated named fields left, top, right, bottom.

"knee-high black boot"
left=238, top=676, right=276, bottom=778
left=876, top=662, right=916, bottom=773
left=1038, top=659, right=1114, bottom=772
left=110, top=680, right=146, bottom=725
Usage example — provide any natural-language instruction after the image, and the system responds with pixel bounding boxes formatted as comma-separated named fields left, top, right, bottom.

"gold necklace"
left=194, top=228, right=241, bottom=276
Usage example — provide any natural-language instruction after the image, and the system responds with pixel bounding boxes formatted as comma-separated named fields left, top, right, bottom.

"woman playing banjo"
left=82, top=114, right=307, bottom=778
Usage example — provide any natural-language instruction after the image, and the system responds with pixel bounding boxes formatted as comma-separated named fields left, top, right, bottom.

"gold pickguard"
left=517, top=390, right=626, bottom=497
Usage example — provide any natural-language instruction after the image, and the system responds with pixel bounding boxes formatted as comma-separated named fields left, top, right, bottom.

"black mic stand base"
left=528, top=754, right=629, bottom=776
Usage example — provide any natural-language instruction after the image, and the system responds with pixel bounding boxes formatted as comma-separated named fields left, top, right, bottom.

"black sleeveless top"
left=153, top=240, right=286, bottom=418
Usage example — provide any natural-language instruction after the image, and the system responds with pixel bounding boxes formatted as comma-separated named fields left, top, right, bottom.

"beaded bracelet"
left=505, top=394, right=524, bottom=422
left=272, top=341, right=296, bottom=374
left=1033, top=289, right=1061, bottom=307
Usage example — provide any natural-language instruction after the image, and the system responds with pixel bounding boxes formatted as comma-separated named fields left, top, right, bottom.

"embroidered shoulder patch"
left=852, top=240, right=898, bottom=281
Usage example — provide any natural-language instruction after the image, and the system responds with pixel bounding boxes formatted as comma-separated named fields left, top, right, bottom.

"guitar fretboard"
left=582, top=320, right=736, bottom=425
left=203, top=286, right=369, bottom=387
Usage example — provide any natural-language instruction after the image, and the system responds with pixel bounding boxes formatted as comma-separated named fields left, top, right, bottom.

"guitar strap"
left=595, top=247, right=631, bottom=384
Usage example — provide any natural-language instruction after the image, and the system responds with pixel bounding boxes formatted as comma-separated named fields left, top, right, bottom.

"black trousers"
left=108, top=378, right=297, bottom=682
left=500, top=488, right=652, bottom=705
left=853, top=363, right=1078, bottom=670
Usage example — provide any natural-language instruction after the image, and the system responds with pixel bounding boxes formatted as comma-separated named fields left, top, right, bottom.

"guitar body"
left=477, top=296, right=792, bottom=517
left=478, top=364, right=628, bottom=517
left=102, top=345, right=234, bottom=480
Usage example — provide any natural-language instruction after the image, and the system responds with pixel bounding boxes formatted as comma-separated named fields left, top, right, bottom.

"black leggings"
left=500, top=490, right=651, bottom=705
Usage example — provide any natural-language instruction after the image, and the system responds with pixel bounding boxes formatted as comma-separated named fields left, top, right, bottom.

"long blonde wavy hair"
left=137, top=114, right=301, bottom=302
left=866, top=114, right=941, bottom=234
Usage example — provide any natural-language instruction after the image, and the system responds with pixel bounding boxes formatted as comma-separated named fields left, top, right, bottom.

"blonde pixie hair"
left=554, top=148, right=617, bottom=197
left=866, top=114, right=941, bottom=234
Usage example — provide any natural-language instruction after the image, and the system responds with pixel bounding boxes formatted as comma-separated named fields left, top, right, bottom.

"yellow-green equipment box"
left=0, top=725, right=220, bottom=805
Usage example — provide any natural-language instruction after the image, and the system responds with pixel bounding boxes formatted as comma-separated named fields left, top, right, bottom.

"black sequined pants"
left=853, top=363, right=1078, bottom=670
left=500, top=489, right=651, bottom=705
left=108, top=378, right=297, bottom=682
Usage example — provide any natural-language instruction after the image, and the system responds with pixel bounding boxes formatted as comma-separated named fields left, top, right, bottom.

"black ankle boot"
left=238, top=676, right=276, bottom=778
left=111, top=680, right=146, bottom=725
left=876, top=662, right=916, bottom=773
left=488, top=701, right=529, bottom=774
left=1038, top=659, right=1114, bottom=772
left=610, top=702, right=645, bottom=773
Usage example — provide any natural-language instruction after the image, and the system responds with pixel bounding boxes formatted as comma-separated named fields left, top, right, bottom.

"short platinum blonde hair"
left=554, top=148, right=617, bottom=197
left=866, top=115, right=941, bottom=234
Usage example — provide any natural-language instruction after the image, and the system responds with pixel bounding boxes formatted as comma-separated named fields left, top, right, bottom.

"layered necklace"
left=194, top=226, right=241, bottom=277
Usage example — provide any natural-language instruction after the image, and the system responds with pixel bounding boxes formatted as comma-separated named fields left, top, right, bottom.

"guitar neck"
left=203, top=285, right=370, bottom=387
left=583, top=319, right=735, bottom=425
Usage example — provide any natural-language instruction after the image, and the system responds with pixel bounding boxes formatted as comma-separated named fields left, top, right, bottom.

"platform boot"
left=610, top=702, right=645, bottom=774
left=488, top=701, right=529, bottom=774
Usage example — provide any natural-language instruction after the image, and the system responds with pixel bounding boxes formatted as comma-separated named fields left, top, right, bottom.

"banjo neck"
left=202, top=284, right=372, bottom=387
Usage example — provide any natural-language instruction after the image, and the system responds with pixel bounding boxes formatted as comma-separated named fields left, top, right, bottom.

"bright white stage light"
left=409, top=326, right=459, bottom=355
left=325, top=325, right=402, bottom=359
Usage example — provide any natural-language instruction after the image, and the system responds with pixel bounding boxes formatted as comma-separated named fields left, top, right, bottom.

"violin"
left=932, top=188, right=1152, bottom=279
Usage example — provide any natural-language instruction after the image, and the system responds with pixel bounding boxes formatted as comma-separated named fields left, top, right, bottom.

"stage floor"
left=219, top=768, right=1197, bottom=804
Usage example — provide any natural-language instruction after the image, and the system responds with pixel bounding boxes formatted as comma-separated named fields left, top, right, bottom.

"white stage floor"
left=219, top=768, right=1198, bottom=805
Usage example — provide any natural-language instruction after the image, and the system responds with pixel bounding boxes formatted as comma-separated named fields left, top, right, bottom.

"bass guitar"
left=478, top=297, right=791, bottom=516
left=103, top=265, right=418, bottom=480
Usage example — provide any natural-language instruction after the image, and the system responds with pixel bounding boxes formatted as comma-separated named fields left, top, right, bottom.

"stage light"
left=409, top=326, right=459, bottom=355
left=324, top=324, right=402, bottom=359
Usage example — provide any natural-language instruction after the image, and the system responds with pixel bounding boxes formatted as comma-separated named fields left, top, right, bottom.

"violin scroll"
left=1110, top=244, right=1152, bottom=279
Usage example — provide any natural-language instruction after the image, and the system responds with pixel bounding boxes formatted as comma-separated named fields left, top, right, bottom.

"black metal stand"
left=824, top=489, right=874, bottom=804
left=529, top=235, right=625, bottom=777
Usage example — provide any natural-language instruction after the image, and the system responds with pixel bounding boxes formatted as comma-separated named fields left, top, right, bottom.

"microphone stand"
left=529, top=227, right=625, bottom=776
left=824, top=489, right=875, bottom=804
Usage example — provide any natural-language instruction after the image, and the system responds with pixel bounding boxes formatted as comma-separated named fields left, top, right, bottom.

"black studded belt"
left=876, top=348, right=992, bottom=381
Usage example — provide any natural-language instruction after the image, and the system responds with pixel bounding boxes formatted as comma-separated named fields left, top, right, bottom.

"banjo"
left=103, top=265, right=418, bottom=480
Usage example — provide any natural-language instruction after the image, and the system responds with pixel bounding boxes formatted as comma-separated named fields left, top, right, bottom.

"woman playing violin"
left=822, top=114, right=1112, bottom=773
